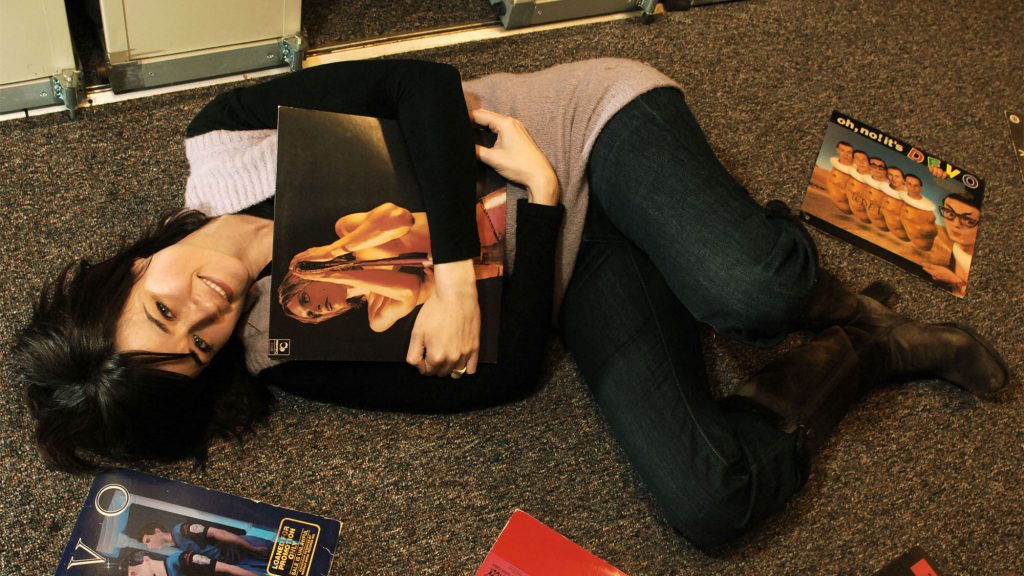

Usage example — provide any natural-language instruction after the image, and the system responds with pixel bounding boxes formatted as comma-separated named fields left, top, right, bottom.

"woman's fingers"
left=470, top=107, right=503, bottom=130
left=471, top=108, right=559, bottom=205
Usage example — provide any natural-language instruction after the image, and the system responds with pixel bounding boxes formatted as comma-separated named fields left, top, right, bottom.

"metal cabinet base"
left=107, top=36, right=303, bottom=93
left=488, top=0, right=657, bottom=29
left=0, top=70, right=83, bottom=116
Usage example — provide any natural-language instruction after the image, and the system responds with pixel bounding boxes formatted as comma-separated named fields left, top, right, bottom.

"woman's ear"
left=131, top=256, right=152, bottom=277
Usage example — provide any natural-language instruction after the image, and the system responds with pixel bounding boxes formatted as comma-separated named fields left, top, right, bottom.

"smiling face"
left=116, top=241, right=253, bottom=377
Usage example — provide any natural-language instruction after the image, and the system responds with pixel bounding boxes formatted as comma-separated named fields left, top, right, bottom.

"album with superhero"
left=53, top=469, right=342, bottom=576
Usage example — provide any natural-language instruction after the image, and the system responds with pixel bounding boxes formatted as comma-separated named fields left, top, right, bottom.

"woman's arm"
left=289, top=203, right=417, bottom=268
left=258, top=199, right=563, bottom=411
left=190, top=60, right=483, bottom=378
left=187, top=59, right=479, bottom=264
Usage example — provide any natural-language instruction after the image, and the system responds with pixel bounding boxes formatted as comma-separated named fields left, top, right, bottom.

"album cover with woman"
left=270, top=107, right=505, bottom=362
left=53, top=469, right=341, bottom=576
left=801, top=111, right=987, bottom=298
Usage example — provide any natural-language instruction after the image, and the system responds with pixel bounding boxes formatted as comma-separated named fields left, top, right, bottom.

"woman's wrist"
left=526, top=173, right=560, bottom=206
left=433, top=259, right=477, bottom=297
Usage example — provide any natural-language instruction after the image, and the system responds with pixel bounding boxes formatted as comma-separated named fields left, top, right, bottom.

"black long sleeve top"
left=187, top=60, right=563, bottom=411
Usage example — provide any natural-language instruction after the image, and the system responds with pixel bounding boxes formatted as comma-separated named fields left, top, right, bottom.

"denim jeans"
left=560, top=88, right=818, bottom=548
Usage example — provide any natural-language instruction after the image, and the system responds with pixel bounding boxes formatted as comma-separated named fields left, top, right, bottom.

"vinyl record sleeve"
left=474, top=510, right=627, bottom=576
left=801, top=111, right=986, bottom=298
left=269, top=106, right=505, bottom=362
left=53, top=469, right=342, bottom=576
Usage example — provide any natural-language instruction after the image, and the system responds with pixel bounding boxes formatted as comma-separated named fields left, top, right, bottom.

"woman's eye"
left=193, top=335, right=210, bottom=353
left=156, top=301, right=173, bottom=319
left=299, top=292, right=310, bottom=305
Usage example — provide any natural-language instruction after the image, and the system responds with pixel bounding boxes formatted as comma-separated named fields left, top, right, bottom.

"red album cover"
left=475, top=510, right=627, bottom=576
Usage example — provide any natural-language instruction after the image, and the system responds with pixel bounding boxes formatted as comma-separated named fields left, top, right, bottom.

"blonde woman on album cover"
left=280, top=190, right=506, bottom=331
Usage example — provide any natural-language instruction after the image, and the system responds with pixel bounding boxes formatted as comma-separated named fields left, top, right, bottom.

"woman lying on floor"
left=15, top=58, right=1009, bottom=549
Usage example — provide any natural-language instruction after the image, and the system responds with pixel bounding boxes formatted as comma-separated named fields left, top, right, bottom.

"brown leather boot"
left=803, top=270, right=1009, bottom=397
left=727, top=326, right=870, bottom=462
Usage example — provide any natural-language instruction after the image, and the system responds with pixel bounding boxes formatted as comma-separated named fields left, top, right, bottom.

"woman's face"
left=116, top=241, right=253, bottom=377
left=284, top=280, right=351, bottom=322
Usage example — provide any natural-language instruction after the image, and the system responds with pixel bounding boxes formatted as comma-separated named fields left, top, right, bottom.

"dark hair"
left=836, top=141, right=852, bottom=149
left=137, top=522, right=168, bottom=540
left=121, top=549, right=149, bottom=568
left=943, top=192, right=981, bottom=210
left=905, top=173, right=922, bottom=184
left=13, top=210, right=274, bottom=472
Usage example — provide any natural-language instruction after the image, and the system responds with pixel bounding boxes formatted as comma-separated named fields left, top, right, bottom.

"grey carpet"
left=2, top=1, right=1022, bottom=574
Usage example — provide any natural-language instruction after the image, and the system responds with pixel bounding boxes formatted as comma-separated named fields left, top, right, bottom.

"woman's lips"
left=199, top=275, right=234, bottom=303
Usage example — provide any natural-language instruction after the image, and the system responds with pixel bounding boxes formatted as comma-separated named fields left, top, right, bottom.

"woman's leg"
left=561, top=202, right=803, bottom=549
left=588, top=88, right=818, bottom=345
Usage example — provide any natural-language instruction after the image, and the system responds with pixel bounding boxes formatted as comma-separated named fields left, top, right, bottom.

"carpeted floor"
left=1, top=1, right=1022, bottom=574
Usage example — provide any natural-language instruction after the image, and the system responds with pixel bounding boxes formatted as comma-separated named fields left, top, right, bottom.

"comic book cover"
left=53, top=469, right=342, bottom=576
left=269, top=106, right=505, bottom=362
left=474, top=510, right=628, bottom=576
left=801, top=111, right=986, bottom=298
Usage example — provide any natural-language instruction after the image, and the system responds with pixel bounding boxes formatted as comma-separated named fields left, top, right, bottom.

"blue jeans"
left=561, top=88, right=818, bottom=548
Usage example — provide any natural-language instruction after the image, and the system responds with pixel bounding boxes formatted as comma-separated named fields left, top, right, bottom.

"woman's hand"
left=471, top=108, right=560, bottom=206
left=407, top=259, right=480, bottom=378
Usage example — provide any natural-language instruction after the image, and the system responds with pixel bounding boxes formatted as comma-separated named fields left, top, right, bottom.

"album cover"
left=474, top=510, right=627, bottom=576
left=801, top=111, right=986, bottom=298
left=53, top=469, right=341, bottom=576
left=270, top=106, right=505, bottom=362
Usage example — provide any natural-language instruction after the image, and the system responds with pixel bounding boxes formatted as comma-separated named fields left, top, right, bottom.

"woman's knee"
left=707, top=221, right=818, bottom=344
left=654, top=475, right=761, bottom=549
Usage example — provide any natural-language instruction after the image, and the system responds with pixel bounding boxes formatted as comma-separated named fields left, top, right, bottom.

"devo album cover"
left=269, top=106, right=505, bottom=362
left=801, top=111, right=986, bottom=298
left=53, top=469, right=342, bottom=576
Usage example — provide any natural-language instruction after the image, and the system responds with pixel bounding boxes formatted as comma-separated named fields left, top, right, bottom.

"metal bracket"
left=281, top=35, right=305, bottom=72
left=52, top=69, right=84, bottom=119
left=636, top=0, right=660, bottom=17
